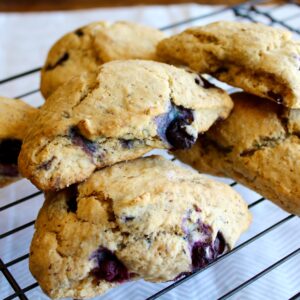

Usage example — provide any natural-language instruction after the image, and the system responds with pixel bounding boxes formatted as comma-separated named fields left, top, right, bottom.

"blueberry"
left=183, top=212, right=227, bottom=272
left=156, top=102, right=195, bottom=149
left=166, top=118, right=196, bottom=149
left=69, top=127, right=98, bottom=156
left=91, top=247, right=130, bottom=283
left=191, top=231, right=227, bottom=271
left=192, top=242, right=212, bottom=270
left=214, top=232, right=226, bottom=255
left=66, top=184, right=78, bottom=213
left=0, top=139, right=22, bottom=165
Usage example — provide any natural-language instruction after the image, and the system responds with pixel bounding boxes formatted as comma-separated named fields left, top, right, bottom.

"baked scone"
left=19, top=60, right=233, bottom=191
left=175, top=92, right=300, bottom=215
left=0, top=97, right=37, bottom=187
left=30, top=156, right=251, bottom=299
left=157, top=21, right=300, bottom=108
left=41, top=21, right=165, bottom=98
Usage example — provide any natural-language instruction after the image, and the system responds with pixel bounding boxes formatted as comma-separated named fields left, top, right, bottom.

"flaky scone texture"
left=30, top=156, right=251, bottom=299
left=175, top=92, right=300, bottom=215
left=19, top=60, right=232, bottom=191
left=41, top=21, right=165, bottom=98
left=157, top=21, right=300, bottom=108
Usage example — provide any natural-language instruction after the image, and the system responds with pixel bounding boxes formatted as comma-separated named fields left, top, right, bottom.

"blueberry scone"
left=175, top=92, right=300, bottom=215
left=41, top=21, right=165, bottom=98
left=0, top=97, right=37, bottom=187
left=30, top=156, right=251, bottom=299
left=157, top=21, right=300, bottom=108
left=19, top=60, right=233, bottom=191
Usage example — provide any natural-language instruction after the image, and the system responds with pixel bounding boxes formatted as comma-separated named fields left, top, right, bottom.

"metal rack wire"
left=0, top=1, right=300, bottom=299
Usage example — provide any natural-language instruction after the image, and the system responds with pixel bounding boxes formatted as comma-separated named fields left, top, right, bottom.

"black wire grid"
left=0, top=0, right=300, bottom=299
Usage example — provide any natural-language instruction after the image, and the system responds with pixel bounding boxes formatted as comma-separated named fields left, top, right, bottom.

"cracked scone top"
left=41, top=21, right=165, bottom=98
left=0, top=97, right=37, bottom=187
left=175, top=92, right=300, bottom=215
left=19, top=59, right=233, bottom=191
left=29, top=156, right=251, bottom=299
left=157, top=21, right=300, bottom=108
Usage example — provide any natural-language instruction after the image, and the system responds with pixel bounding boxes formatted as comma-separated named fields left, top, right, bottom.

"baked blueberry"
left=214, top=232, right=226, bottom=255
left=166, top=118, right=196, bottom=149
left=156, top=102, right=195, bottom=149
left=69, top=127, right=98, bottom=156
left=191, top=231, right=226, bottom=271
left=192, top=241, right=213, bottom=270
left=91, top=247, right=130, bottom=282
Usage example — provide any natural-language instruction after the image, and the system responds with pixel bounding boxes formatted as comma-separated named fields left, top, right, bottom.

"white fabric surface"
left=0, top=4, right=299, bottom=300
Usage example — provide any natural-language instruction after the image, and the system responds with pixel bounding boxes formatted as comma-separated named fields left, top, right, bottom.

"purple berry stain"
left=191, top=232, right=225, bottom=271
left=155, top=102, right=195, bottom=149
left=90, top=247, right=130, bottom=283
left=69, top=127, right=98, bottom=156
left=182, top=209, right=227, bottom=273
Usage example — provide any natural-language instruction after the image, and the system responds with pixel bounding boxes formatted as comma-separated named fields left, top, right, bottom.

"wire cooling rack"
left=0, top=1, right=300, bottom=299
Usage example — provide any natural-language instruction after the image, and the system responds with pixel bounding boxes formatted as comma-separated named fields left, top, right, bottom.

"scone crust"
left=19, top=60, right=233, bottom=191
left=0, top=97, right=37, bottom=187
left=30, top=156, right=251, bottom=299
left=157, top=21, right=300, bottom=108
left=175, top=92, right=300, bottom=215
left=41, top=21, right=165, bottom=98
left=0, top=97, right=37, bottom=140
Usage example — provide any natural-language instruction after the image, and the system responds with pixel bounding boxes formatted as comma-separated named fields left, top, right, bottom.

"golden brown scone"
left=157, top=21, right=300, bottom=108
left=19, top=60, right=233, bottom=191
left=0, top=97, right=37, bottom=187
left=30, top=156, right=251, bottom=299
left=41, top=21, right=165, bottom=98
left=175, top=92, right=300, bottom=215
